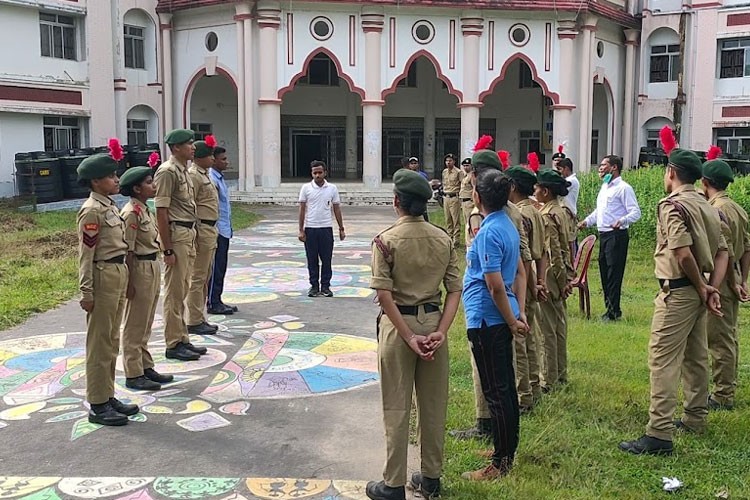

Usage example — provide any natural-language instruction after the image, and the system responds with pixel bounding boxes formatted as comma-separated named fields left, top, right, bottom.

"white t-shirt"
left=564, top=173, right=580, bottom=216
left=298, top=180, right=341, bottom=228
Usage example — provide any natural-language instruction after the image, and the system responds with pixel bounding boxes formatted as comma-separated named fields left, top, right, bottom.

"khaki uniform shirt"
left=467, top=204, right=531, bottom=263
left=121, top=198, right=160, bottom=256
left=370, top=216, right=462, bottom=305
left=561, top=202, right=578, bottom=244
left=442, top=167, right=463, bottom=195
left=709, top=192, right=750, bottom=282
left=459, top=172, right=474, bottom=199
left=539, top=198, right=575, bottom=291
left=188, top=164, right=219, bottom=221
left=77, top=192, right=129, bottom=302
left=654, top=184, right=728, bottom=279
left=517, top=198, right=546, bottom=288
left=153, top=157, right=197, bottom=223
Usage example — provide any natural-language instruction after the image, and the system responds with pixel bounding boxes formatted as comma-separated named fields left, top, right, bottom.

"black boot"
left=165, top=343, right=201, bottom=361
left=184, top=342, right=207, bottom=355
left=618, top=435, right=673, bottom=456
left=365, top=481, right=405, bottom=500
left=109, top=397, right=139, bottom=416
left=449, top=418, right=492, bottom=441
left=409, top=473, right=440, bottom=498
left=188, top=322, right=218, bottom=335
left=125, top=375, right=161, bottom=391
left=88, top=402, right=128, bottom=426
left=144, top=368, right=174, bottom=384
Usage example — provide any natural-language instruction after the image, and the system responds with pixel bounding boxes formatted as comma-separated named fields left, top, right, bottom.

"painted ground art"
left=0, top=476, right=369, bottom=499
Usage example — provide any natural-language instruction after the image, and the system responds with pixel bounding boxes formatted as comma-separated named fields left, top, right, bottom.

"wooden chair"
left=571, top=234, right=597, bottom=319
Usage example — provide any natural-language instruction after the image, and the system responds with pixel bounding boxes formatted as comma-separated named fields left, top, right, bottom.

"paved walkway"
left=0, top=207, right=422, bottom=500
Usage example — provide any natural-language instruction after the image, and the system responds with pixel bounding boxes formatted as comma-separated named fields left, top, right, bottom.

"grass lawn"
left=0, top=201, right=261, bottom=331
left=427, top=208, right=750, bottom=499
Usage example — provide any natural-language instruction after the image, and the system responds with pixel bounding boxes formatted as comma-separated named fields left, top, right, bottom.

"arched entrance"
left=279, top=51, right=364, bottom=180
left=591, top=81, right=613, bottom=166
left=126, top=105, right=159, bottom=146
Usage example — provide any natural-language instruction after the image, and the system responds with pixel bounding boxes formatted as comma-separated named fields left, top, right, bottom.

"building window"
left=205, top=32, right=219, bottom=52
left=191, top=123, right=213, bottom=141
left=39, top=13, right=77, bottom=60
left=411, top=20, right=435, bottom=45
left=719, top=38, right=750, bottom=79
left=127, top=120, right=148, bottom=146
left=509, top=23, right=530, bottom=47
left=519, top=61, right=540, bottom=89
left=519, top=130, right=541, bottom=160
left=310, top=17, right=333, bottom=42
left=646, top=129, right=661, bottom=148
left=124, top=25, right=145, bottom=69
left=591, top=130, right=600, bottom=165
left=397, top=62, right=418, bottom=88
left=649, top=44, right=679, bottom=83
left=43, top=116, right=80, bottom=151
left=300, top=53, right=340, bottom=86
left=716, top=127, right=750, bottom=154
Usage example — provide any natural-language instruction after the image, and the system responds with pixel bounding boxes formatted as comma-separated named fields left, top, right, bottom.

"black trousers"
left=598, top=229, right=629, bottom=318
left=304, top=227, right=334, bottom=289
left=467, top=323, right=519, bottom=468
left=207, top=235, right=230, bottom=308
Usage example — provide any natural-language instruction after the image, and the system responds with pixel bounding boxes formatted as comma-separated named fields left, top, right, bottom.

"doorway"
left=293, top=133, right=329, bottom=178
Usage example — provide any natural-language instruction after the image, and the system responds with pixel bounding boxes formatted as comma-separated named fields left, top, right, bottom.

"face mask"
left=602, top=173, right=613, bottom=184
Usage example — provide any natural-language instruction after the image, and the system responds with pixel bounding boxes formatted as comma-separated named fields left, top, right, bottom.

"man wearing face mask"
left=578, top=155, right=641, bottom=321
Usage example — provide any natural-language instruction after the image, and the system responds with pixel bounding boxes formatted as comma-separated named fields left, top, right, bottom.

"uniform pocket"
left=104, top=214, right=121, bottom=227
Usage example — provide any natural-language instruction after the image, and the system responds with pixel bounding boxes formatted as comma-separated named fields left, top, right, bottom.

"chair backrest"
left=574, top=234, right=597, bottom=284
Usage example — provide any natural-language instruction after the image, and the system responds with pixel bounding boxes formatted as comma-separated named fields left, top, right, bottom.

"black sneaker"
left=708, top=396, right=734, bottom=411
left=165, top=344, right=201, bottom=361
left=125, top=375, right=161, bottom=391
left=618, top=435, right=673, bottom=456
left=409, top=473, right=440, bottom=498
left=673, top=420, right=699, bottom=433
left=144, top=368, right=174, bottom=384
left=207, top=304, right=234, bottom=315
left=108, top=397, right=139, bottom=416
left=308, top=287, right=320, bottom=297
left=88, top=402, right=128, bottom=426
left=365, top=481, right=405, bottom=500
left=320, top=288, right=334, bottom=297
left=184, top=342, right=207, bottom=355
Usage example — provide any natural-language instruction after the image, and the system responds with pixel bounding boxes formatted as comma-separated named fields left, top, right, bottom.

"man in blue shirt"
left=207, top=147, right=238, bottom=315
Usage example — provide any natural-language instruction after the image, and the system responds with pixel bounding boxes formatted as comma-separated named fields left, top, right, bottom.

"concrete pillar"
left=257, top=1, right=281, bottom=188
left=623, top=29, right=639, bottom=169
left=362, top=8, right=385, bottom=188
left=111, top=3, right=127, bottom=142
left=159, top=13, right=174, bottom=146
left=234, top=5, right=248, bottom=188
left=578, top=15, right=597, bottom=171
left=553, top=20, right=579, bottom=165
left=243, top=9, right=256, bottom=187
left=345, top=93, right=358, bottom=179
left=424, top=76, right=436, bottom=174
left=88, top=1, right=117, bottom=145
left=460, top=13, right=483, bottom=158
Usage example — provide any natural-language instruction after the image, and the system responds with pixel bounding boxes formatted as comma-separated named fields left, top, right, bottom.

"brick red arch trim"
left=381, top=50, right=462, bottom=101
left=479, top=52, right=559, bottom=104
left=182, top=66, right=238, bottom=128
left=277, top=48, right=366, bottom=100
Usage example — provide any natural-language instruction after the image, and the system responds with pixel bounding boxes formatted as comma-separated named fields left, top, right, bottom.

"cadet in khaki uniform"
left=367, top=169, right=462, bottom=500
left=441, top=154, right=464, bottom=247
left=620, top=148, right=728, bottom=456
left=76, top=152, right=140, bottom=426
left=459, top=157, right=474, bottom=234
left=119, top=167, right=174, bottom=392
left=506, top=166, right=547, bottom=410
left=701, top=158, right=750, bottom=411
left=154, top=129, right=208, bottom=362
left=186, top=137, right=220, bottom=335
left=535, top=169, right=576, bottom=390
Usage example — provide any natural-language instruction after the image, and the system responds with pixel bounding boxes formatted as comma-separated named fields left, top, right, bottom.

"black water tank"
left=128, top=143, right=160, bottom=168
left=15, top=151, right=64, bottom=203
left=92, top=145, right=129, bottom=177
left=58, top=148, right=93, bottom=199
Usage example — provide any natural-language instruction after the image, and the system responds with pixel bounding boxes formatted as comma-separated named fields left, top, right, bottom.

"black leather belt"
left=172, top=221, right=195, bottom=229
left=95, top=255, right=125, bottom=264
left=200, top=219, right=217, bottom=227
left=136, top=253, right=158, bottom=261
left=444, top=193, right=458, bottom=198
left=397, top=303, right=441, bottom=315
left=461, top=198, right=472, bottom=202
left=658, top=277, right=692, bottom=290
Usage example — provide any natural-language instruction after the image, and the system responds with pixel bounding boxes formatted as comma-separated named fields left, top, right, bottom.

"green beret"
left=505, top=165, right=537, bottom=190
left=119, top=166, right=152, bottom=190
left=668, top=148, right=703, bottom=180
left=164, top=129, right=194, bottom=145
left=393, top=168, right=433, bottom=201
left=77, top=153, right=119, bottom=181
left=472, top=149, right=501, bottom=170
left=702, top=159, right=734, bottom=185
left=536, top=168, right=566, bottom=186
left=194, top=141, right=214, bottom=158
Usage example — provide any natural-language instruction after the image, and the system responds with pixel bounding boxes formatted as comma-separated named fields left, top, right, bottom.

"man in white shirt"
left=557, top=158, right=580, bottom=217
left=578, top=155, right=641, bottom=321
left=298, top=161, right=346, bottom=297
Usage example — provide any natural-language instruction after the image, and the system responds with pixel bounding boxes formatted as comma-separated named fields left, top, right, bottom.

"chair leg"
left=579, top=286, right=585, bottom=317
left=584, top=284, right=591, bottom=320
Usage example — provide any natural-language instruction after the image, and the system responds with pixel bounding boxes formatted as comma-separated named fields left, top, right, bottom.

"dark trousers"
left=467, top=323, right=519, bottom=468
left=207, top=235, right=230, bottom=307
left=304, top=227, right=334, bottom=289
left=599, top=229, right=629, bottom=318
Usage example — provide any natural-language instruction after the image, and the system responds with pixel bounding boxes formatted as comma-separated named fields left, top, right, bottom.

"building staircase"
left=230, top=182, right=398, bottom=206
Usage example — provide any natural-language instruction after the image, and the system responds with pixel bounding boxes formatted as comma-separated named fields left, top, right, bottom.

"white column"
left=257, top=1, right=281, bottom=187
left=159, top=13, right=174, bottom=144
left=623, top=29, right=639, bottom=169
left=243, top=11, right=256, bottom=187
left=578, top=16, right=597, bottom=171
left=234, top=6, right=247, bottom=188
left=362, top=8, right=385, bottom=188
left=87, top=1, right=117, bottom=145
left=424, top=77, right=436, bottom=173
left=345, top=93, right=358, bottom=179
left=553, top=20, right=579, bottom=164
left=460, top=13, right=483, bottom=158
left=112, top=4, right=127, bottom=141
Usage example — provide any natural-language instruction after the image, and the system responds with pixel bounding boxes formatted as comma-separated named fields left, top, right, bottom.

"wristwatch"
left=163, top=249, right=175, bottom=256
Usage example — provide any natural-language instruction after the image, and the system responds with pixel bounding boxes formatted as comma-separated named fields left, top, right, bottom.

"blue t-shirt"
left=462, top=210, right=520, bottom=329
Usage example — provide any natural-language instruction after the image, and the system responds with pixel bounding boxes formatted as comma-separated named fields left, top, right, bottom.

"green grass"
left=0, top=202, right=261, bottom=331
left=427, top=206, right=750, bottom=499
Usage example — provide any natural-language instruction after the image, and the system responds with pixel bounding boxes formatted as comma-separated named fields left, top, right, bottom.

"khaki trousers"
left=538, top=274, right=568, bottom=386
left=514, top=300, right=542, bottom=406
left=86, top=263, right=127, bottom=405
left=122, top=260, right=160, bottom=378
left=647, top=286, right=709, bottom=441
left=443, top=196, right=462, bottom=245
left=163, top=225, right=195, bottom=349
left=187, top=224, right=218, bottom=326
left=378, top=312, right=448, bottom=487
left=708, top=281, right=739, bottom=405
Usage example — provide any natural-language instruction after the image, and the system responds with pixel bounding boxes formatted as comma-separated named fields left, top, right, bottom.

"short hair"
left=558, top=158, right=573, bottom=172
left=704, top=177, right=730, bottom=191
left=511, top=178, right=535, bottom=197
left=475, top=169, right=511, bottom=212
left=214, top=146, right=227, bottom=156
left=310, top=160, right=326, bottom=170
left=671, top=165, right=700, bottom=184
left=401, top=157, right=410, bottom=168
left=604, top=155, right=622, bottom=172
left=396, top=191, right=428, bottom=217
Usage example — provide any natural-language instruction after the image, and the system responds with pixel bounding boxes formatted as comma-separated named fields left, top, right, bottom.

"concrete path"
left=0, top=206, right=423, bottom=500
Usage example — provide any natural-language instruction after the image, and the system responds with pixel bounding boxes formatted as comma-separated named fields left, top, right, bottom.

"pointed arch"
left=479, top=53, right=560, bottom=104
left=182, top=66, right=238, bottom=127
left=381, top=50, right=462, bottom=101
left=277, top=48, right=366, bottom=100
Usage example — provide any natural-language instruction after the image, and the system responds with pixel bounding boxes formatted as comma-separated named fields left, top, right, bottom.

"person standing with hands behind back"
left=298, top=161, right=345, bottom=297
left=367, top=169, right=461, bottom=500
